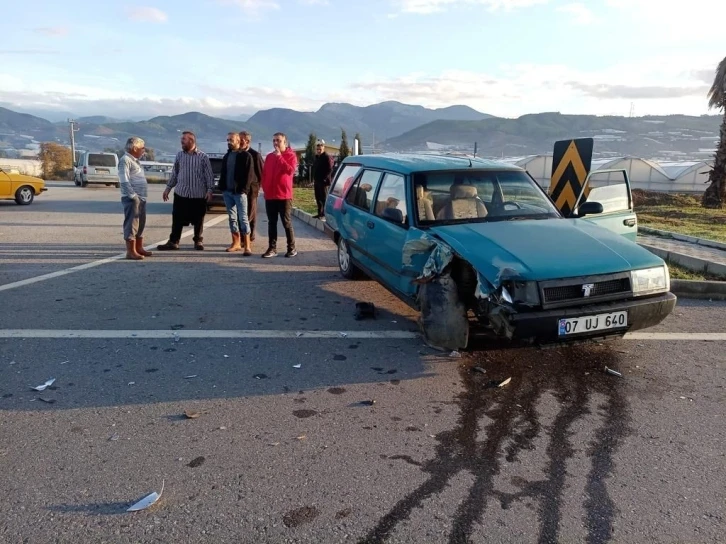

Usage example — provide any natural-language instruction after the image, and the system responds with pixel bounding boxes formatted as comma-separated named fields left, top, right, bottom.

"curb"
left=639, top=226, right=726, bottom=252
left=639, top=243, right=726, bottom=279
left=292, top=207, right=325, bottom=233
left=290, top=209, right=725, bottom=301
left=671, top=279, right=726, bottom=301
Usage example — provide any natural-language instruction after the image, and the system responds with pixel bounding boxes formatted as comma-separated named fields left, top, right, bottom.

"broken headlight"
left=500, top=281, right=541, bottom=307
left=631, top=266, right=669, bottom=297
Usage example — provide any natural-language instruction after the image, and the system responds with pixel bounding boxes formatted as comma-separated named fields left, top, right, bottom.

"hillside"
left=383, top=113, right=722, bottom=161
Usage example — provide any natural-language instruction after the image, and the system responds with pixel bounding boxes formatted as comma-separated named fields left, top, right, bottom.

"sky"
left=1, top=0, right=724, bottom=121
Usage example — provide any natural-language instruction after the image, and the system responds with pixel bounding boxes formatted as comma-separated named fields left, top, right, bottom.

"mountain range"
left=0, top=102, right=720, bottom=162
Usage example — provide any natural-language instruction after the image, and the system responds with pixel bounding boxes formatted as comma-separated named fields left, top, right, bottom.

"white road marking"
left=0, top=214, right=228, bottom=293
left=0, top=329, right=419, bottom=339
left=0, top=330, right=723, bottom=341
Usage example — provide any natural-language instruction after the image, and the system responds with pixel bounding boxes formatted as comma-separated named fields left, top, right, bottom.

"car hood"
left=6, top=172, right=44, bottom=185
left=429, top=218, right=662, bottom=284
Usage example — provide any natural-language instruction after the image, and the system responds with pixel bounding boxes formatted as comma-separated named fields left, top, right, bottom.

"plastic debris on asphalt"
left=605, top=367, right=623, bottom=378
left=109, top=434, right=120, bottom=441
left=472, top=366, right=486, bottom=374
left=339, top=332, right=348, bottom=338
left=184, top=375, right=198, bottom=379
left=296, top=332, right=304, bottom=337
left=360, top=400, right=376, bottom=406
left=127, top=481, right=164, bottom=512
left=38, top=397, right=56, bottom=404
left=498, top=377, right=512, bottom=388
left=184, top=410, right=200, bottom=419
left=31, top=378, right=55, bottom=391
left=293, top=364, right=302, bottom=369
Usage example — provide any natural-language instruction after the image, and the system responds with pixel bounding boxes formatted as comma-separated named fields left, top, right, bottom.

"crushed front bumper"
left=506, top=292, right=677, bottom=344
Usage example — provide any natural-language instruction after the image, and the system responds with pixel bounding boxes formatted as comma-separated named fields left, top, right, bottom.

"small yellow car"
left=0, top=167, right=47, bottom=205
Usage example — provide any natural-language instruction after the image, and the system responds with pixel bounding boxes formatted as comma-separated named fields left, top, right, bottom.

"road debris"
left=128, top=382, right=135, bottom=386
left=354, top=302, right=376, bottom=320
left=498, top=377, right=512, bottom=388
left=449, top=351, right=462, bottom=358
left=471, top=366, right=487, bottom=374
left=188, top=456, right=205, bottom=468
left=296, top=332, right=304, bottom=337
left=296, top=435, right=307, bottom=441
left=339, top=332, right=348, bottom=338
left=127, top=481, right=164, bottom=512
left=184, top=375, right=198, bottom=379
left=109, top=434, right=120, bottom=441
left=38, top=397, right=56, bottom=404
left=223, top=355, right=229, bottom=358
left=59, top=361, right=69, bottom=365
left=31, top=378, right=55, bottom=392
left=293, top=364, right=302, bottom=369
left=184, top=410, right=200, bottom=419
left=269, top=442, right=280, bottom=447
left=360, top=400, right=376, bottom=406
left=605, top=367, right=623, bottom=378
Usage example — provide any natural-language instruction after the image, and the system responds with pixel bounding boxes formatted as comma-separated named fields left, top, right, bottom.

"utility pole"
left=629, top=102, right=635, bottom=118
left=473, top=142, right=478, bottom=158
left=68, top=119, right=79, bottom=164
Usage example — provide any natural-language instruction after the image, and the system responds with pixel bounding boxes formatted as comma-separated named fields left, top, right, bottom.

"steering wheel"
left=501, top=201, right=522, bottom=210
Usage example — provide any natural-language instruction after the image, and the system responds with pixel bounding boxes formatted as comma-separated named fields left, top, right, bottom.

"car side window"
left=330, top=164, right=362, bottom=197
left=374, top=173, right=407, bottom=225
left=345, top=170, right=382, bottom=212
left=582, top=172, right=631, bottom=214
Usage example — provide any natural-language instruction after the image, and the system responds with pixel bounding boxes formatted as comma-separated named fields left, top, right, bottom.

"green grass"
left=634, top=190, right=726, bottom=243
left=293, top=187, right=317, bottom=215
left=667, top=262, right=724, bottom=281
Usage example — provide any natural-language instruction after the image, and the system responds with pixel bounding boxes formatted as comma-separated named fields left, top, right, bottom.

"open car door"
left=571, top=168, right=638, bottom=242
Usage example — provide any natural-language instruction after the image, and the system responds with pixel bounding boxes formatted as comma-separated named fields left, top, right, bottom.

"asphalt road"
left=1, top=183, right=724, bottom=543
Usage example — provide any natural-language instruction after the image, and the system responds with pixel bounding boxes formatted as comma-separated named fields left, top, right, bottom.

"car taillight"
left=83, top=166, right=87, bottom=174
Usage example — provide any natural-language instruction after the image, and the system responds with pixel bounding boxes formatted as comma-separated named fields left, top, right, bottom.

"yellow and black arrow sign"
left=549, top=138, right=593, bottom=216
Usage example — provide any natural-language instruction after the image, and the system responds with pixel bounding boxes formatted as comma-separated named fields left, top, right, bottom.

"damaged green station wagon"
left=324, top=153, right=676, bottom=351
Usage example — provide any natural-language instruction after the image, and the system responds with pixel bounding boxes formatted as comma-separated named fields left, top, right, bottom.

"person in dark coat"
left=312, top=139, right=334, bottom=219
left=239, top=131, right=264, bottom=242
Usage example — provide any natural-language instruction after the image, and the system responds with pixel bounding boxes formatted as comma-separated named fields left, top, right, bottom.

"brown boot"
left=242, top=234, right=252, bottom=256
left=135, top=237, right=152, bottom=257
left=226, top=232, right=242, bottom=252
left=125, top=240, right=144, bottom=261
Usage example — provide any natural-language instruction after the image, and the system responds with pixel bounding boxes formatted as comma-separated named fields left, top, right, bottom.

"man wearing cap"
left=312, top=139, right=334, bottom=219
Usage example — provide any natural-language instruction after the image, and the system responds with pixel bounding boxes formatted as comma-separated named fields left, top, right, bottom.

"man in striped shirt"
left=157, top=131, right=215, bottom=251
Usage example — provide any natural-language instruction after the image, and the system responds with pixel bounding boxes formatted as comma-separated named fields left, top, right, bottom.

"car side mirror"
left=574, top=201, right=603, bottom=217
left=381, top=207, right=404, bottom=224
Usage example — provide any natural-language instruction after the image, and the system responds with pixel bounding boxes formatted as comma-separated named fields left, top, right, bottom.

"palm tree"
left=702, top=56, right=726, bottom=208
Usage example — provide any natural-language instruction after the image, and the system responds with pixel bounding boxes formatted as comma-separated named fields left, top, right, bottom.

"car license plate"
left=96, top=168, right=109, bottom=173
left=558, top=311, right=627, bottom=336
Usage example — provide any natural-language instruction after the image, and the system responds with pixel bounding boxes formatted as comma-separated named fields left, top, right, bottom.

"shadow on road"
left=361, top=344, right=631, bottom=544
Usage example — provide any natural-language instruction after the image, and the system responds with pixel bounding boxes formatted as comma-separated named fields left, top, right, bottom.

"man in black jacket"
left=312, top=139, right=334, bottom=219
left=220, top=132, right=255, bottom=255
left=239, top=131, right=264, bottom=243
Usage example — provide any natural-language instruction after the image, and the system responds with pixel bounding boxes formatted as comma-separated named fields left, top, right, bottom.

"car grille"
left=539, top=274, right=632, bottom=309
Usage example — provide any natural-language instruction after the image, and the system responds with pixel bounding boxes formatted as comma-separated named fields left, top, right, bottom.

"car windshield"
left=413, top=169, right=561, bottom=225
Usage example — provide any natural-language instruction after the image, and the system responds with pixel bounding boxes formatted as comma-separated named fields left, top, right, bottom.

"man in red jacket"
left=261, top=132, right=298, bottom=258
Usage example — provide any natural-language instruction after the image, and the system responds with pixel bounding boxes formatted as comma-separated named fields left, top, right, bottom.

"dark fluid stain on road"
left=283, top=506, right=320, bottom=528
left=386, top=369, right=397, bottom=375
left=349, top=344, right=359, bottom=349
left=164, top=348, right=176, bottom=353
left=150, top=347, right=159, bottom=351
left=145, top=368, right=159, bottom=373
left=336, top=507, right=353, bottom=520
left=2, top=393, right=13, bottom=399
left=293, top=409, right=318, bottom=419
left=328, top=387, right=347, bottom=395
left=360, top=344, right=631, bottom=544
left=188, top=456, right=205, bottom=468
left=334, top=354, right=347, bottom=361
left=405, top=426, right=421, bottom=432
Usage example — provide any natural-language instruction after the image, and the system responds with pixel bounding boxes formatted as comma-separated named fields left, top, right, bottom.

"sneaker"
left=194, top=242, right=204, bottom=251
left=156, top=241, right=179, bottom=251
left=262, top=248, right=277, bottom=258
left=285, top=249, right=298, bottom=258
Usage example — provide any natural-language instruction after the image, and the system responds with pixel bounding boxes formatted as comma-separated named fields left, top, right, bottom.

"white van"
left=74, top=152, right=120, bottom=187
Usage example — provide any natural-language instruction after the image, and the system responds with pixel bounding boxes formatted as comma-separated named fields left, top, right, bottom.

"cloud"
left=556, top=2, right=594, bottom=24
left=215, top=0, right=281, bottom=14
left=394, top=0, right=547, bottom=14
left=298, top=0, right=329, bottom=4
left=566, top=82, right=710, bottom=100
left=126, top=6, right=169, bottom=23
left=691, top=69, right=714, bottom=85
left=33, top=26, right=69, bottom=37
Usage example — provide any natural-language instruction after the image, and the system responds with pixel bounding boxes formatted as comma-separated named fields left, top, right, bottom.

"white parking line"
left=0, top=214, right=228, bottom=293
left=0, top=330, right=723, bottom=341
left=0, top=329, right=419, bottom=339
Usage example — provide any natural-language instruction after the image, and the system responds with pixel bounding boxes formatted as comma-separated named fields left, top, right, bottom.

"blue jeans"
left=223, top=191, right=250, bottom=235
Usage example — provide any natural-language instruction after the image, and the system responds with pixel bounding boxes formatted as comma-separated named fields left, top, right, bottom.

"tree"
left=144, top=147, right=156, bottom=161
left=702, top=56, right=726, bottom=209
left=338, top=130, right=350, bottom=162
left=354, top=132, right=363, bottom=155
left=304, top=133, right=317, bottom=182
left=38, top=142, right=72, bottom=180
